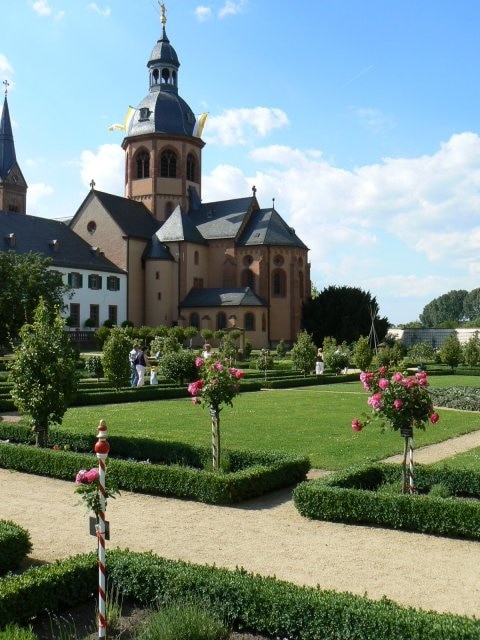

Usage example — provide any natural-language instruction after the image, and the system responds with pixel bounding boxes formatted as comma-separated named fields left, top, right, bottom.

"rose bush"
left=352, top=367, right=439, bottom=433
left=188, top=357, right=244, bottom=411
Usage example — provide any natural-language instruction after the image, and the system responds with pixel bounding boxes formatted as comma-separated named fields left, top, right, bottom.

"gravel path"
left=2, top=429, right=480, bottom=619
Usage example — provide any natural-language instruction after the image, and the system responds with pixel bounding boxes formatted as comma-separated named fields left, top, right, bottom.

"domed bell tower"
left=122, top=3, right=204, bottom=221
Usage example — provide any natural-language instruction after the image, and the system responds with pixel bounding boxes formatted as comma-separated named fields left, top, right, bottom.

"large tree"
left=419, top=290, right=468, bottom=327
left=301, top=285, right=389, bottom=347
left=0, top=252, right=70, bottom=351
left=463, top=288, right=480, bottom=321
left=9, top=298, right=78, bottom=447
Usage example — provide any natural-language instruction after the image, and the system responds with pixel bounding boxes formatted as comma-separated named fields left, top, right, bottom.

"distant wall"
left=388, top=328, right=480, bottom=349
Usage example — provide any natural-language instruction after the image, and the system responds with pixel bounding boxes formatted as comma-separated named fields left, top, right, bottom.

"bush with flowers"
left=74, top=467, right=119, bottom=516
left=352, top=367, right=440, bottom=493
left=352, top=367, right=439, bottom=434
left=188, top=357, right=244, bottom=471
left=188, top=357, right=244, bottom=411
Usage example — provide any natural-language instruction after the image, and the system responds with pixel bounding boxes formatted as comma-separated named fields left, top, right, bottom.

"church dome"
left=127, top=15, right=195, bottom=138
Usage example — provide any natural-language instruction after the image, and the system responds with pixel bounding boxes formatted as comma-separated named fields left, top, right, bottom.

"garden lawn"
left=53, top=387, right=480, bottom=469
left=433, top=446, right=480, bottom=470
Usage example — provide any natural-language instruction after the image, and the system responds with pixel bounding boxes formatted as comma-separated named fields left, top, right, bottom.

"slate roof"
left=156, top=205, right=206, bottom=244
left=237, top=207, right=308, bottom=249
left=0, top=210, right=124, bottom=273
left=188, top=196, right=255, bottom=240
left=0, top=96, right=16, bottom=180
left=71, top=190, right=161, bottom=240
left=143, top=234, right=175, bottom=261
left=181, top=287, right=266, bottom=308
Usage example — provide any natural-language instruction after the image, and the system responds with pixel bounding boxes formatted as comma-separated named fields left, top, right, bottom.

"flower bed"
left=293, top=463, right=480, bottom=540
left=0, top=424, right=309, bottom=505
left=0, top=550, right=479, bottom=639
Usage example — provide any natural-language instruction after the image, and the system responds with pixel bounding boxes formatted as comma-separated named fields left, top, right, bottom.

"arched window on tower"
left=161, top=68, right=170, bottom=84
left=299, top=271, right=304, bottom=298
left=160, top=150, right=177, bottom=178
left=241, top=268, right=255, bottom=290
left=152, top=69, right=159, bottom=84
left=272, top=269, right=286, bottom=297
left=186, top=153, right=196, bottom=181
left=136, top=151, right=150, bottom=179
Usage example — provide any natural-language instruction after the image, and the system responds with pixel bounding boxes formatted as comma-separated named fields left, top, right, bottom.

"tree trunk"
left=210, top=405, right=220, bottom=471
left=34, top=422, right=49, bottom=448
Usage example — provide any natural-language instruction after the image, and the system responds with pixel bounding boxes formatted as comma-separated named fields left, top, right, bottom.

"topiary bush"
left=0, top=520, right=32, bottom=574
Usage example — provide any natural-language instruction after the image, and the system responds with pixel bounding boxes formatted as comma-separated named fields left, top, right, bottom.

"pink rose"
left=393, top=398, right=403, bottom=411
left=368, top=392, right=383, bottom=410
left=392, top=372, right=403, bottom=383
left=379, top=366, right=387, bottom=374
left=378, top=377, right=389, bottom=390
left=430, top=412, right=440, bottom=424
left=213, top=362, right=224, bottom=372
left=351, top=418, right=363, bottom=432
left=85, top=468, right=99, bottom=483
left=234, top=369, right=244, bottom=379
left=195, top=357, right=204, bottom=367
left=75, top=469, right=88, bottom=484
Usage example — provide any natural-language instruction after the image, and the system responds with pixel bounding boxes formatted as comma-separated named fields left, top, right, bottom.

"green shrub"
left=0, top=624, right=36, bottom=639
left=293, top=463, right=480, bottom=540
left=0, top=424, right=310, bottom=505
left=1, top=551, right=479, bottom=639
left=0, top=521, right=32, bottom=575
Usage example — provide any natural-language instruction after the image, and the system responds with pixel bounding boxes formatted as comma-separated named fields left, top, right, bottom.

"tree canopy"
left=0, top=252, right=70, bottom=351
left=419, top=290, right=468, bottom=327
left=301, top=285, right=389, bottom=347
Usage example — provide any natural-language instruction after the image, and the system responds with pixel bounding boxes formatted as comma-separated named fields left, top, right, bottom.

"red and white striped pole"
left=95, top=419, right=110, bottom=639
left=409, top=437, right=414, bottom=494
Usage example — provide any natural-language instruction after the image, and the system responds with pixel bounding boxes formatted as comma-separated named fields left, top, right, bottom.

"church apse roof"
left=237, top=207, right=308, bottom=249
left=181, top=287, right=266, bottom=308
left=188, top=196, right=256, bottom=240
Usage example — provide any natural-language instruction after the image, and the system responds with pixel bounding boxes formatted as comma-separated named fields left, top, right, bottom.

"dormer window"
left=51, top=239, right=60, bottom=252
left=139, top=107, right=151, bottom=121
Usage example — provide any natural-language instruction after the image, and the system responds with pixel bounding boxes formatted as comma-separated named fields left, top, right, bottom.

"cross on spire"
left=252, top=185, right=257, bottom=196
left=90, top=179, right=96, bottom=190
left=3, top=80, right=10, bottom=95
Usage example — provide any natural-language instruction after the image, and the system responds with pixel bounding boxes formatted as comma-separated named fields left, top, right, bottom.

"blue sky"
left=2, top=0, right=480, bottom=326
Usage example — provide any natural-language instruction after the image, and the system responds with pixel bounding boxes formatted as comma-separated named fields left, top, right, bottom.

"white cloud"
left=31, top=0, right=52, bottom=16
left=204, top=107, right=289, bottom=146
left=79, top=144, right=124, bottom=194
left=86, top=3, right=111, bottom=18
left=0, top=54, right=14, bottom=79
left=351, top=106, right=396, bottom=134
left=195, top=6, right=212, bottom=21
left=218, top=0, right=247, bottom=18
left=201, top=130, right=480, bottom=321
left=28, top=182, right=54, bottom=210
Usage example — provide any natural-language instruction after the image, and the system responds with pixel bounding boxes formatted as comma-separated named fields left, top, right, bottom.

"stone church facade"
left=3, top=10, right=310, bottom=349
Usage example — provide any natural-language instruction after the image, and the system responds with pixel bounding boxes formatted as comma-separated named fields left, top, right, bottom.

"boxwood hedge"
left=0, top=521, right=32, bottom=575
left=0, top=550, right=479, bottom=639
left=293, top=463, right=480, bottom=540
left=0, top=423, right=309, bottom=505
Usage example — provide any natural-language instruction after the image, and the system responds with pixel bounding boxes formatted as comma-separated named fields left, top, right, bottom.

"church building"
left=1, top=7, right=310, bottom=349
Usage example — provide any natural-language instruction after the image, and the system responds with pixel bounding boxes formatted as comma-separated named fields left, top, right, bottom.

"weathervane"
left=3, top=80, right=9, bottom=95
left=160, top=2, right=167, bottom=25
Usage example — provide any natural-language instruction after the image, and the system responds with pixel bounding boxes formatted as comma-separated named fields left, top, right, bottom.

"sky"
left=2, top=0, right=480, bottom=326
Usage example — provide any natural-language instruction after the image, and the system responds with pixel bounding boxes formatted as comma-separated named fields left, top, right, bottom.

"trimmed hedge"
left=0, top=521, right=32, bottom=575
left=293, top=463, right=480, bottom=540
left=0, top=424, right=310, bottom=505
left=1, top=550, right=479, bottom=638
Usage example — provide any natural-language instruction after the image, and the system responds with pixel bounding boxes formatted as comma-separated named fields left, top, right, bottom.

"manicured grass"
left=434, top=446, right=480, bottom=470
left=55, top=386, right=480, bottom=469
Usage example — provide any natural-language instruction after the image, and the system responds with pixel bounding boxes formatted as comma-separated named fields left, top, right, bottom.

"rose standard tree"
left=352, top=367, right=440, bottom=494
left=188, top=357, right=244, bottom=471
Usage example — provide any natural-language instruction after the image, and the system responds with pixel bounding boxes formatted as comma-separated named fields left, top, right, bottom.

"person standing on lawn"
left=129, top=344, right=139, bottom=387
left=135, top=345, right=149, bottom=387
